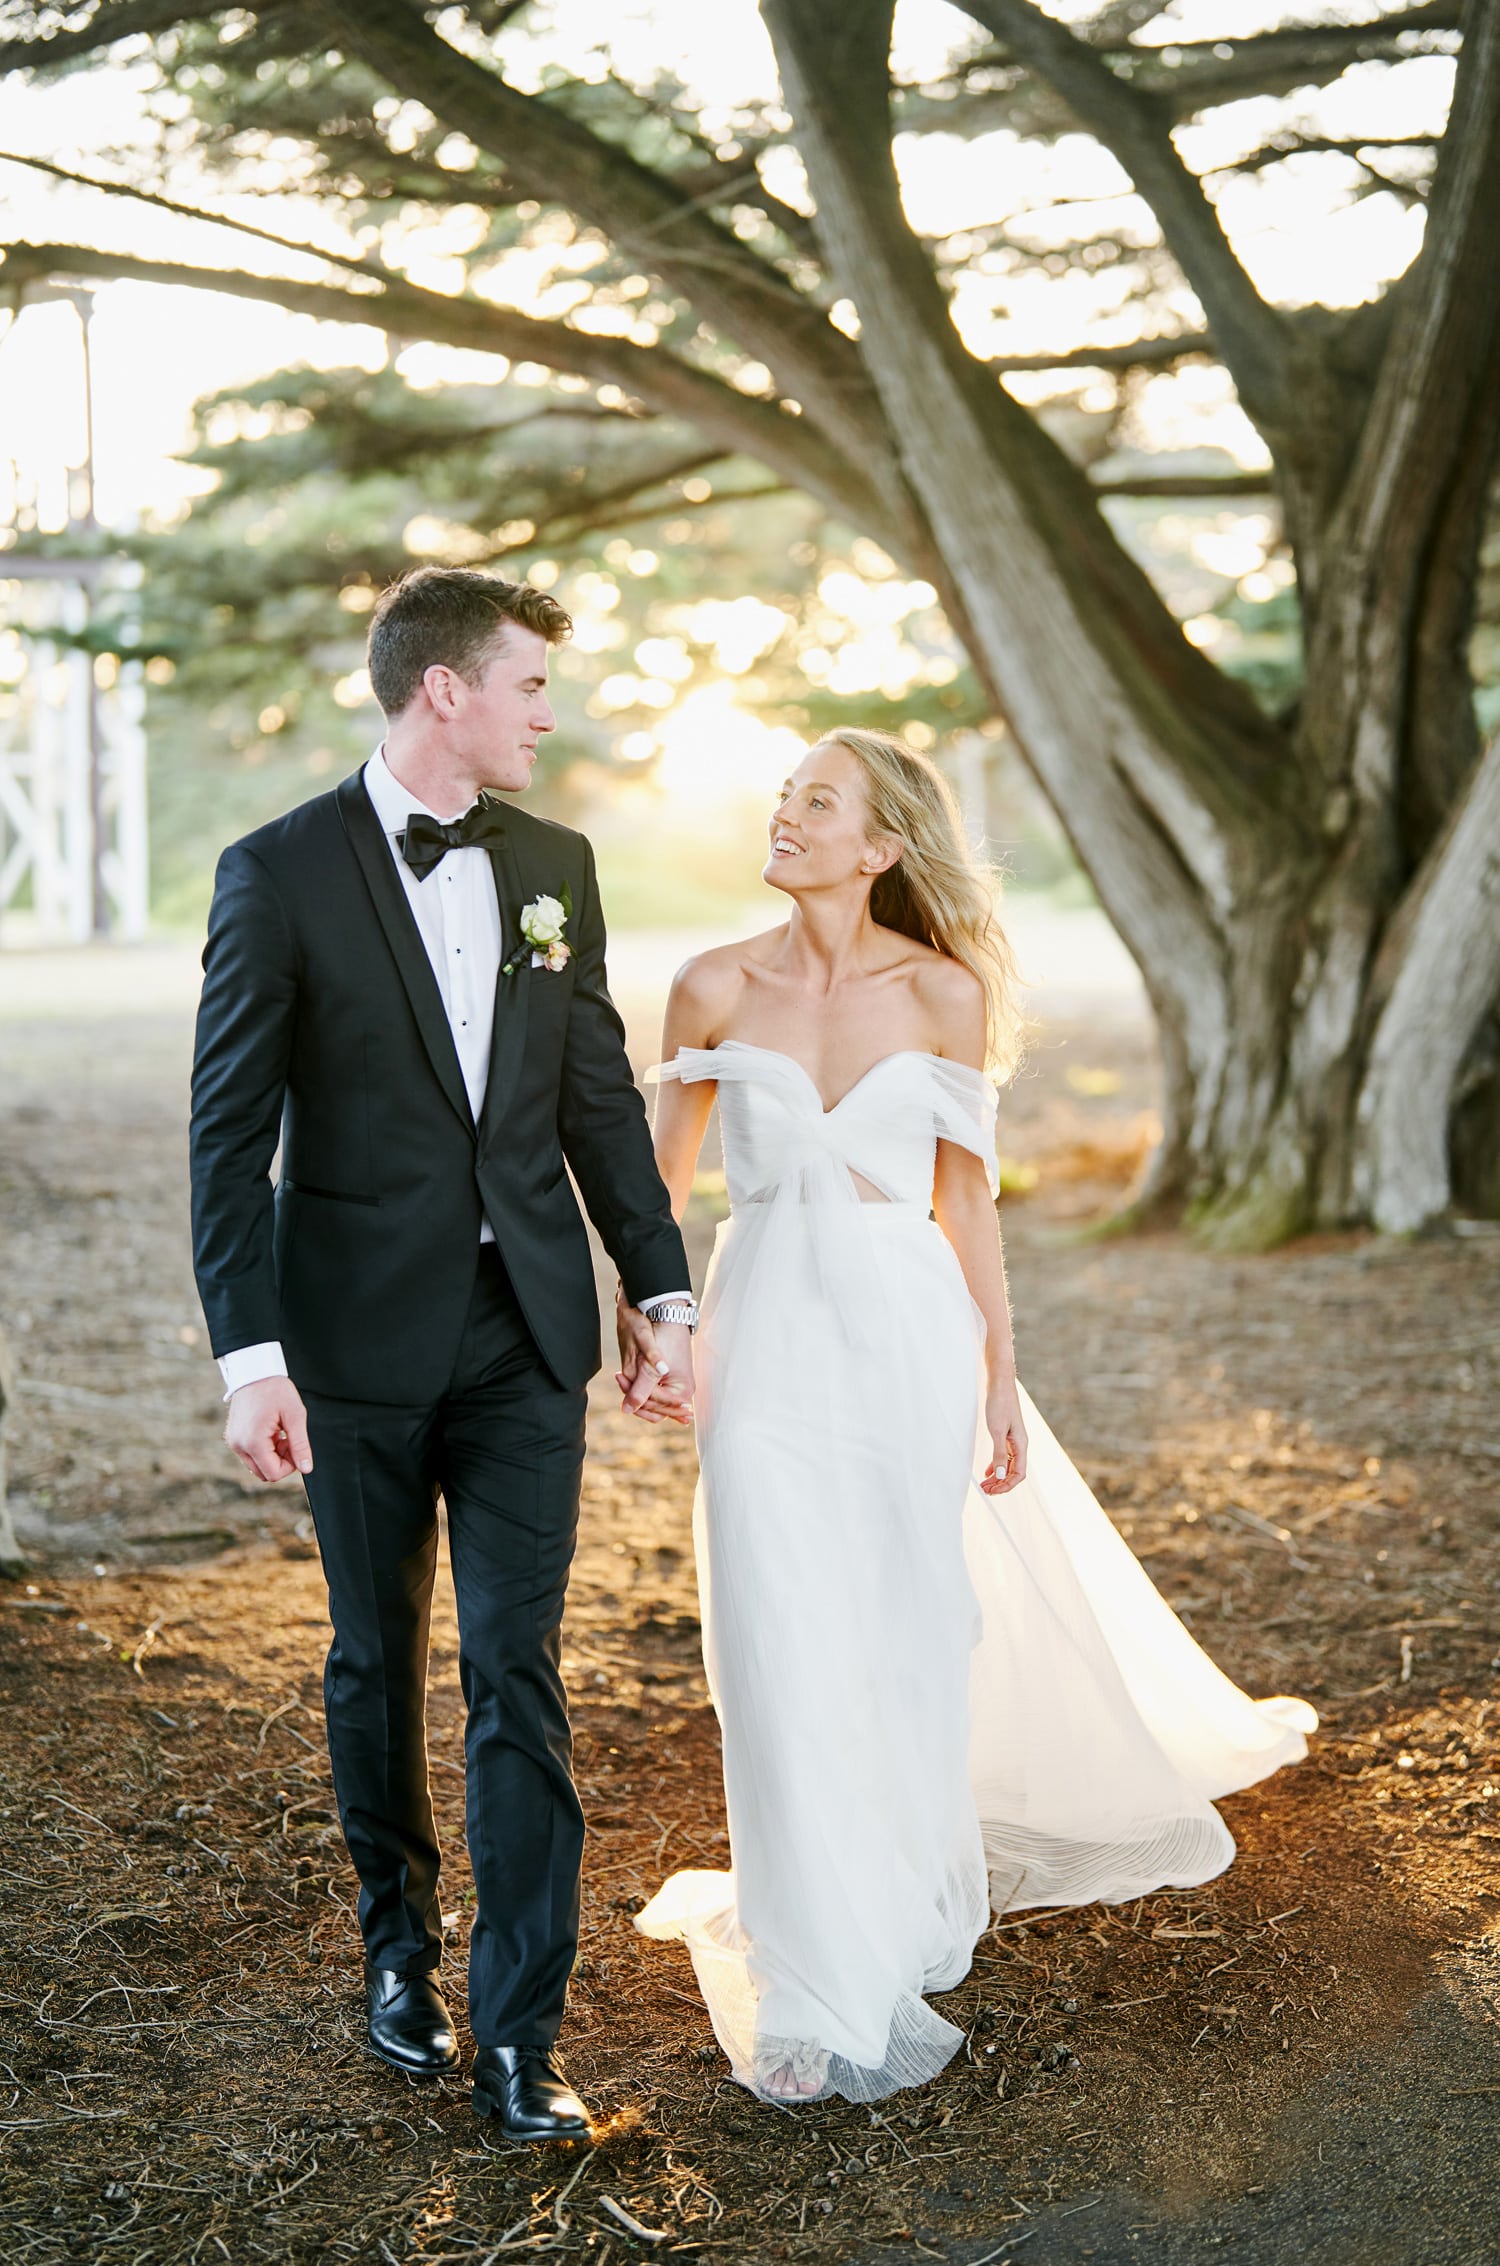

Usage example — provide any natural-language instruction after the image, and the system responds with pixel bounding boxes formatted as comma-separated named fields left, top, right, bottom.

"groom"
left=189, top=566, right=695, bottom=2139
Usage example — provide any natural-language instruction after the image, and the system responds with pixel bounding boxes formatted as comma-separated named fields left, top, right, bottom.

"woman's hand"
left=615, top=1286, right=694, bottom=1425
left=981, top=1372, right=1028, bottom=1496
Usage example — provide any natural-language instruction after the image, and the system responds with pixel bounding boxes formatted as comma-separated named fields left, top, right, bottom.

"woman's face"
left=764, top=741, right=895, bottom=898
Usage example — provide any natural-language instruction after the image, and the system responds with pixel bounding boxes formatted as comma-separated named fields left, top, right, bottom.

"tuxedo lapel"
left=479, top=831, right=531, bottom=1147
left=335, top=771, right=476, bottom=1138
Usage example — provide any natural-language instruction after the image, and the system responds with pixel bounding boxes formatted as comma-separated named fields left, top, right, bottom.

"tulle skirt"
left=636, top=1203, right=1314, bottom=2103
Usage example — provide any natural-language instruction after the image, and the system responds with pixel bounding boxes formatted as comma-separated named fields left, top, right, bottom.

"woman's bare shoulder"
left=913, top=947, right=983, bottom=1002
left=909, top=950, right=987, bottom=1061
left=881, top=931, right=980, bottom=1004
left=668, top=926, right=789, bottom=1029
left=673, top=926, right=787, bottom=991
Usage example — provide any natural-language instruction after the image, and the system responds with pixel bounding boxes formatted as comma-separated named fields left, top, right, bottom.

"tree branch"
left=1098, top=8, right=1460, bottom=119
left=0, top=148, right=395, bottom=284
left=477, top=445, right=732, bottom=553
left=496, top=473, right=790, bottom=556
left=1091, top=468, right=1274, bottom=499
left=191, top=394, right=661, bottom=496
left=895, top=6, right=1462, bottom=141
left=959, top=0, right=1287, bottom=431
left=656, top=154, right=820, bottom=259
left=989, top=328, right=1213, bottom=372
left=312, top=0, right=892, bottom=467
left=1203, top=135, right=1436, bottom=183
left=0, top=238, right=885, bottom=535
left=4, top=0, right=891, bottom=503
left=1199, top=133, right=1435, bottom=210
left=0, top=0, right=233, bottom=71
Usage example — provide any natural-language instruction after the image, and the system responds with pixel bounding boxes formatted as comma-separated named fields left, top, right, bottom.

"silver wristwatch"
left=649, top=1300, right=699, bottom=1334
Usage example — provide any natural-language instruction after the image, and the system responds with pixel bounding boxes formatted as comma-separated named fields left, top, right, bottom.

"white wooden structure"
left=0, top=286, right=149, bottom=943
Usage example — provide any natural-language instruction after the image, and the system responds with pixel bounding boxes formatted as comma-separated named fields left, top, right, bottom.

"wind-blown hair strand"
left=820, top=727, right=1025, bottom=1079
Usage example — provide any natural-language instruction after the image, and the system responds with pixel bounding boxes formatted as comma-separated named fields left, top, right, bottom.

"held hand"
left=614, top=1293, right=694, bottom=1426
left=981, top=1372, right=1027, bottom=1497
left=225, top=1377, right=314, bottom=1483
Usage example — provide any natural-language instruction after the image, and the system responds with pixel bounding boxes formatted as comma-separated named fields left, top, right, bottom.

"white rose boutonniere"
left=505, top=884, right=573, bottom=975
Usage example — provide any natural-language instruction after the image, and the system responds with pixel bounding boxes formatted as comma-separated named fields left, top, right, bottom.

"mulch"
left=2, top=1000, right=1499, bottom=2261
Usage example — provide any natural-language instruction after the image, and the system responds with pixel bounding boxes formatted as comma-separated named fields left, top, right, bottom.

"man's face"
left=431, top=624, right=557, bottom=791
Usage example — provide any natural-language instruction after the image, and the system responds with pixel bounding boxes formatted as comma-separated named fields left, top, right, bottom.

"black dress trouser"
left=301, top=1245, right=588, bottom=2048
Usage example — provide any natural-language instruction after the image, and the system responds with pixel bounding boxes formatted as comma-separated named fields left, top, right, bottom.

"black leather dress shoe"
left=472, top=2045, right=592, bottom=2140
left=364, top=1967, right=461, bottom=2076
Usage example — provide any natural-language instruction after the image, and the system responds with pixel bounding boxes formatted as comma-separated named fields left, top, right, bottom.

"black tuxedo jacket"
left=189, top=769, right=688, bottom=1403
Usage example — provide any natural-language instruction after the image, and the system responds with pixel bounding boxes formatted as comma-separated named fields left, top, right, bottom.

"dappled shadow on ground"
left=2, top=986, right=1498, bottom=2261
left=2, top=1541, right=1497, bottom=2264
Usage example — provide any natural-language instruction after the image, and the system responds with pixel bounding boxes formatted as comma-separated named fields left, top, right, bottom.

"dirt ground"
left=1, top=935, right=1498, bottom=2266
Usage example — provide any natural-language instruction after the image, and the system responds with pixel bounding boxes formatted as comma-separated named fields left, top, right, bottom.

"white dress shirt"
left=362, top=745, right=506, bottom=1135
left=219, top=749, right=686, bottom=1397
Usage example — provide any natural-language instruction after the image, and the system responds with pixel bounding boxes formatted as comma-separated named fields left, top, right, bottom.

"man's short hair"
left=367, top=566, right=573, bottom=715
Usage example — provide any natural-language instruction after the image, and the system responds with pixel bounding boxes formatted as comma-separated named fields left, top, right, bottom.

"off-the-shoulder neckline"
left=655, top=1039, right=992, bottom=1117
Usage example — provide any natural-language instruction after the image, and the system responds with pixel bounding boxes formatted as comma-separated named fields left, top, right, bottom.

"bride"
left=617, top=727, right=1315, bottom=2107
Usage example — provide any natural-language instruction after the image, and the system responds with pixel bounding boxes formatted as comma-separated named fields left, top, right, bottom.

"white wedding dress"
left=634, top=1043, right=1315, bottom=2104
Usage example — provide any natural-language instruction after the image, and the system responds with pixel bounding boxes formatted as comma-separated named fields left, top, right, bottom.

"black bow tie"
left=399, top=799, right=507, bottom=881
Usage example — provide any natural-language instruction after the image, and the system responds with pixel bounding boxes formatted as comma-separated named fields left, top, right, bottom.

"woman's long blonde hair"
left=820, top=727, right=1025, bottom=1079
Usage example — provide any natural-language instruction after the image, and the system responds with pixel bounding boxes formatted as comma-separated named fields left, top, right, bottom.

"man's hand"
left=615, top=1293, right=694, bottom=1426
left=225, top=1377, right=314, bottom=1483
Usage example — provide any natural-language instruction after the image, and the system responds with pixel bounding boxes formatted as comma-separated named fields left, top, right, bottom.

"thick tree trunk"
left=1232, top=0, right=1500, bottom=1235
left=764, top=0, right=1500, bottom=1245
left=1353, top=732, right=1500, bottom=1231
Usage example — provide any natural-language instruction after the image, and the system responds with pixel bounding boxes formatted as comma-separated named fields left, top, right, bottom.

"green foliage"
left=111, top=356, right=997, bottom=924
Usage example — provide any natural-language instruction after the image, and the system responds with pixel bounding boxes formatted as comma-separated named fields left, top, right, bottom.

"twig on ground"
left=553, top=2145, right=595, bottom=2233
left=599, top=2196, right=669, bottom=2243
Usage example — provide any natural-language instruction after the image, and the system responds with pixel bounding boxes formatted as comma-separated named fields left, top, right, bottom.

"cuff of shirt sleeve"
left=218, top=1341, right=290, bottom=1400
left=637, top=1291, right=694, bottom=1316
